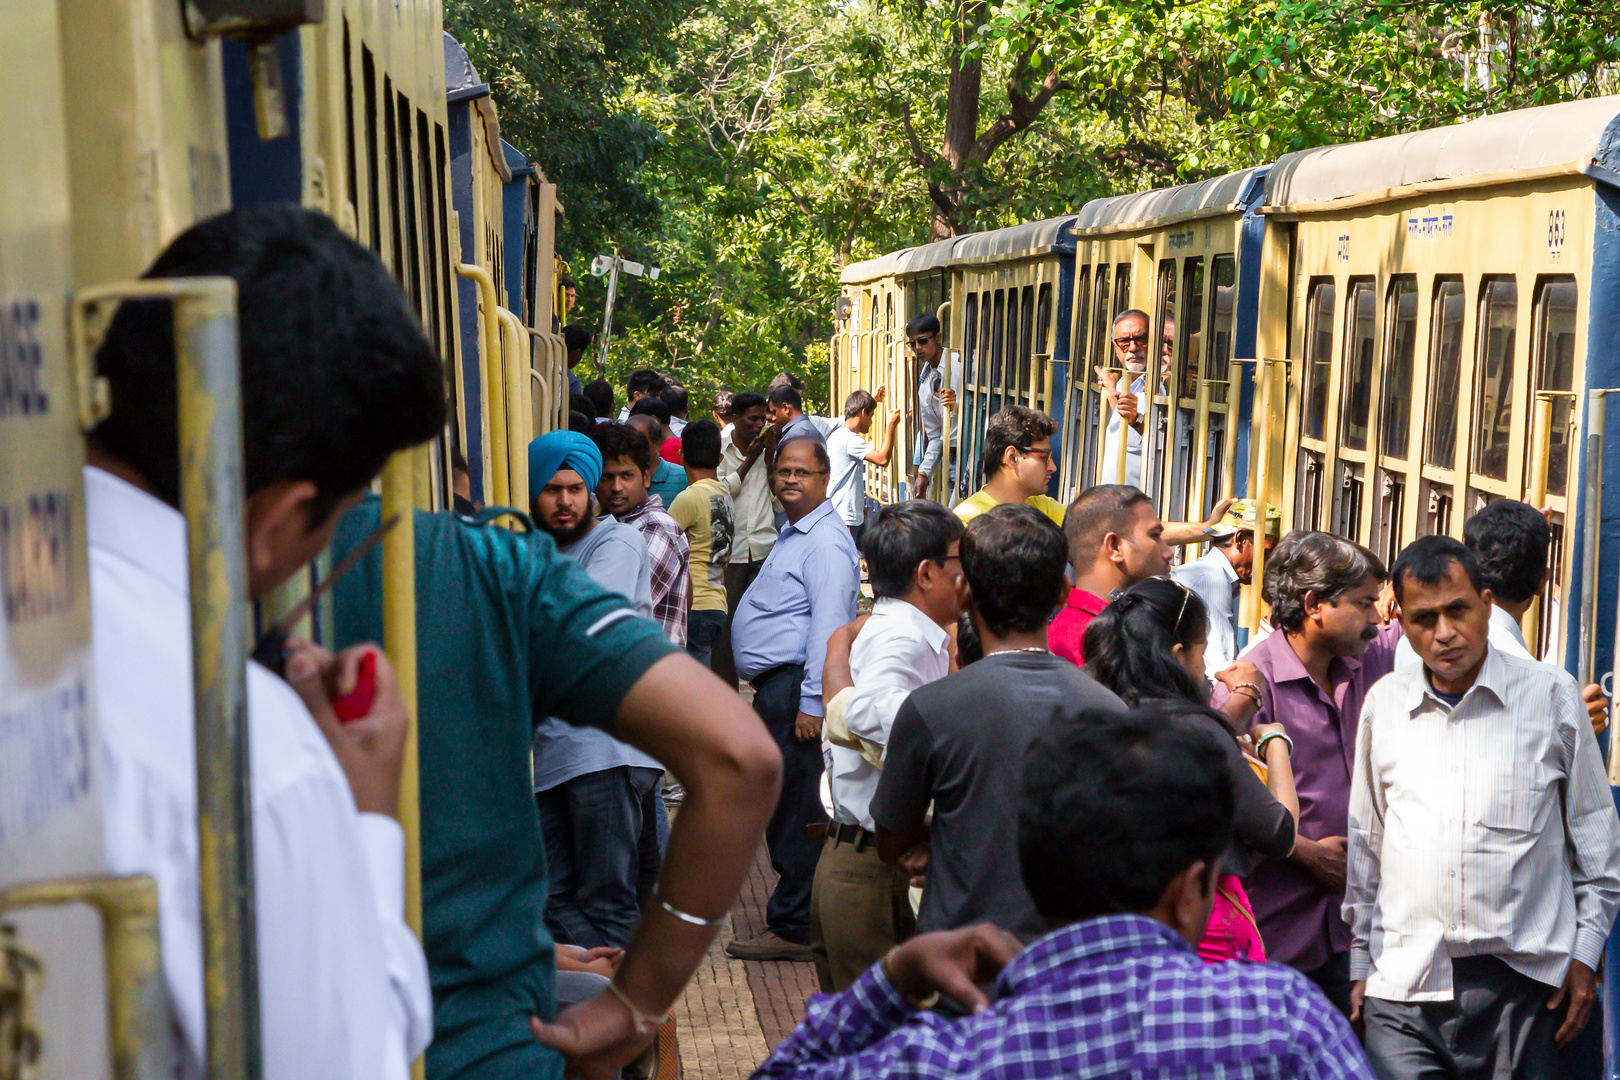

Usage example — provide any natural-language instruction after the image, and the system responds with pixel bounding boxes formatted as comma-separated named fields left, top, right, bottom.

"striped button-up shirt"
left=1345, top=642, right=1620, bottom=1001
left=616, top=494, right=690, bottom=648
left=753, top=915, right=1373, bottom=1079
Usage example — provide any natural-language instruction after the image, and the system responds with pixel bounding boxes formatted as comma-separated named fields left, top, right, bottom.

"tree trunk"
left=933, top=0, right=986, bottom=240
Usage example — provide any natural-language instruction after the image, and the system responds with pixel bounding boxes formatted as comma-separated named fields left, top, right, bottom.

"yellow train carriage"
left=1255, top=97, right=1620, bottom=666
left=1066, top=169, right=1268, bottom=522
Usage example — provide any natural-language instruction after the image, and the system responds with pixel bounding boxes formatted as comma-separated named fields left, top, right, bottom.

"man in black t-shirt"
left=872, top=504, right=1126, bottom=940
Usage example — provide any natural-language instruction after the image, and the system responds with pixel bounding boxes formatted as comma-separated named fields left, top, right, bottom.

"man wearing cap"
left=527, top=431, right=667, bottom=950
left=1172, top=499, right=1281, bottom=672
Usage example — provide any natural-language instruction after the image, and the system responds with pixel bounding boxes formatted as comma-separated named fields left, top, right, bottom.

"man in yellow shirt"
left=669, top=419, right=735, bottom=671
left=953, top=405, right=1067, bottom=525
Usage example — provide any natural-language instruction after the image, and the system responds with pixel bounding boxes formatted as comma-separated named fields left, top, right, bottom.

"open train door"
left=0, top=2, right=114, bottom=1077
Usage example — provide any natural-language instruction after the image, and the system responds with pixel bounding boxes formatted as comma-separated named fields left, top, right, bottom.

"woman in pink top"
left=1081, top=578, right=1300, bottom=962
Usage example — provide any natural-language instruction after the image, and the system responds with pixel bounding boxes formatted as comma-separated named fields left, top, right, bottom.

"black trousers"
left=1363, top=956, right=1559, bottom=1080
left=750, top=663, right=827, bottom=944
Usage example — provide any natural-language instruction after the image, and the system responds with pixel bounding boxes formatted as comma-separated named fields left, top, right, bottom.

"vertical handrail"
left=455, top=264, right=508, bottom=508
left=1524, top=392, right=1557, bottom=652
left=379, top=449, right=422, bottom=943
left=1240, top=358, right=1275, bottom=632
left=1191, top=371, right=1214, bottom=522
left=496, top=308, right=531, bottom=506
left=75, top=278, right=260, bottom=1080
left=1579, top=391, right=1606, bottom=690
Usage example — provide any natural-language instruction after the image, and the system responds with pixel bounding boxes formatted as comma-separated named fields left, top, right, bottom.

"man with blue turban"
left=526, top=430, right=668, bottom=951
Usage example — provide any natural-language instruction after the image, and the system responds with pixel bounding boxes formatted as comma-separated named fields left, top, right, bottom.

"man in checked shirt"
left=595, top=422, right=691, bottom=648
left=1347, top=535, right=1620, bottom=1079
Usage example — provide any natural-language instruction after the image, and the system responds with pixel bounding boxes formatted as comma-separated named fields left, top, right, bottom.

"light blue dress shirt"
left=730, top=499, right=860, bottom=717
left=1172, top=546, right=1241, bottom=672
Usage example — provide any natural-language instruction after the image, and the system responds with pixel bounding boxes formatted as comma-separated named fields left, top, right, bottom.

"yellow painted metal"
left=1242, top=359, right=1275, bottom=631
left=1578, top=391, right=1607, bottom=691
left=380, top=450, right=422, bottom=939
left=1523, top=392, right=1557, bottom=650
left=1191, top=371, right=1214, bottom=519
left=496, top=307, right=532, bottom=506
left=0, top=876, right=171, bottom=1080
left=456, top=263, right=507, bottom=507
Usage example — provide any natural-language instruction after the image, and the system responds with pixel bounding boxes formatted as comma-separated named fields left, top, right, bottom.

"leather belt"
left=826, top=820, right=873, bottom=849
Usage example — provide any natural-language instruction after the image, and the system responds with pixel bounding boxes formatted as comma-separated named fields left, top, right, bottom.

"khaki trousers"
left=809, top=830, right=916, bottom=993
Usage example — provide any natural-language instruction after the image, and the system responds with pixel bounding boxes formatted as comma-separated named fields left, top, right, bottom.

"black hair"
left=1064, top=485, right=1153, bottom=569
left=843, top=389, right=877, bottom=419
left=905, top=313, right=941, bottom=338
left=862, top=502, right=964, bottom=600
left=767, top=383, right=804, bottom=411
left=956, top=611, right=983, bottom=666
left=1083, top=578, right=1210, bottom=707
left=627, top=368, right=665, bottom=397
left=629, top=395, right=672, bottom=426
left=583, top=378, right=614, bottom=417
left=1391, top=534, right=1485, bottom=604
left=680, top=419, right=722, bottom=469
left=776, top=435, right=830, bottom=472
left=559, top=275, right=577, bottom=289
left=961, top=504, right=1069, bottom=636
left=1462, top=499, right=1550, bottom=604
left=713, top=390, right=734, bottom=419
left=731, top=390, right=767, bottom=414
left=90, top=204, right=445, bottom=519
left=568, top=410, right=594, bottom=434
left=592, top=421, right=654, bottom=475
left=660, top=384, right=689, bottom=417
left=563, top=324, right=592, bottom=354
left=981, top=405, right=1056, bottom=478
left=450, top=444, right=470, bottom=475
left=1020, top=704, right=1235, bottom=922
left=570, top=391, right=595, bottom=419
left=1264, top=531, right=1387, bottom=632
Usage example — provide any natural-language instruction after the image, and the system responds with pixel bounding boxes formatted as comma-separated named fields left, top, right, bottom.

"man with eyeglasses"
left=729, top=437, right=861, bottom=962
left=1096, top=309, right=1152, bottom=488
left=952, top=405, right=1066, bottom=526
left=903, top=314, right=958, bottom=500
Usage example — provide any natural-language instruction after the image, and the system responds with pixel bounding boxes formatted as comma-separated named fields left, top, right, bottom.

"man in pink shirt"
left=1241, top=530, right=1398, bottom=1017
left=1050, top=486, right=1172, bottom=665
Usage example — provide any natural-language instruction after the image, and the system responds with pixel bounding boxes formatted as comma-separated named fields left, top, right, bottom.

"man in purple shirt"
left=1243, top=530, right=1397, bottom=1016
left=753, top=704, right=1372, bottom=1080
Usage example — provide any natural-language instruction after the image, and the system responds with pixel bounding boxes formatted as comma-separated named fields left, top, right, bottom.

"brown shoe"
left=725, top=931, right=814, bottom=962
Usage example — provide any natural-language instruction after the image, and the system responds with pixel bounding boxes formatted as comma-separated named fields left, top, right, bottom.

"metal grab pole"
left=1525, top=393, right=1557, bottom=653
left=1242, top=359, right=1274, bottom=632
left=379, top=450, right=422, bottom=961
left=1580, top=392, right=1606, bottom=691
left=497, top=308, right=531, bottom=506
left=455, top=265, right=507, bottom=508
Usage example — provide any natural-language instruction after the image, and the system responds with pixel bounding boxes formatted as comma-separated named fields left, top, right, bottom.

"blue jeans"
left=537, top=765, right=665, bottom=949
left=686, top=608, right=726, bottom=670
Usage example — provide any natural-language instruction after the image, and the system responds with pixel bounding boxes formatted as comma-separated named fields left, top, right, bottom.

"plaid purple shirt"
left=753, top=915, right=1373, bottom=1080
left=618, top=494, right=690, bottom=647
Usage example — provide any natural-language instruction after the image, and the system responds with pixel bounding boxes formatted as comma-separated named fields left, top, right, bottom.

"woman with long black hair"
left=1082, top=577, right=1299, bottom=962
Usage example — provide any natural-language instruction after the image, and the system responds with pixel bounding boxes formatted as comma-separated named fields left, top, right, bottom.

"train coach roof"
left=1263, top=96, right=1620, bottom=211
left=840, top=236, right=964, bottom=285
left=1074, top=167, right=1268, bottom=235
left=839, top=250, right=907, bottom=285
left=948, top=215, right=1078, bottom=265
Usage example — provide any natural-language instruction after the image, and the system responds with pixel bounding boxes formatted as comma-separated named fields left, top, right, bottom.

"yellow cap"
left=1205, top=498, right=1281, bottom=539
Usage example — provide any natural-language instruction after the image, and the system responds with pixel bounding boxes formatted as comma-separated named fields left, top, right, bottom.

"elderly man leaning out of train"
left=83, top=204, right=440, bottom=1079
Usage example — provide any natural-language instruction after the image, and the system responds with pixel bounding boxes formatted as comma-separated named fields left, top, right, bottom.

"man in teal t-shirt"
left=330, top=497, right=677, bottom=1080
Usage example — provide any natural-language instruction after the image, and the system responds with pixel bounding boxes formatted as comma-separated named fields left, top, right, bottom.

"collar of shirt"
left=617, top=492, right=667, bottom=523
left=1206, top=547, right=1240, bottom=587
left=1490, top=604, right=1530, bottom=655
left=996, top=914, right=1192, bottom=997
left=1399, top=640, right=1510, bottom=715
left=86, top=465, right=187, bottom=590
left=1253, top=624, right=1365, bottom=700
left=780, top=498, right=840, bottom=539
left=1063, top=587, right=1108, bottom=618
left=867, top=597, right=952, bottom=657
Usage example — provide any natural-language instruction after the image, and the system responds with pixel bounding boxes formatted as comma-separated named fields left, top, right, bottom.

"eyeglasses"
left=1113, top=333, right=1149, bottom=348
left=906, top=335, right=936, bottom=349
left=774, top=467, right=829, bottom=481
left=1017, top=446, right=1053, bottom=460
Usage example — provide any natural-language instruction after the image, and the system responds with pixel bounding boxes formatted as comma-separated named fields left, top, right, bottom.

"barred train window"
left=1534, top=277, right=1578, bottom=495
left=1425, top=279, right=1466, bottom=469
left=1178, top=258, right=1204, bottom=399
left=1302, top=280, right=1335, bottom=441
left=1339, top=279, right=1376, bottom=451
left=1379, top=277, right=1418, bottom=459
left=1206, top=256, right=1234, bottom=406
left=1091, top=265, right=1111, bottom=370
left=1472, top=277, right=1518, bottom=481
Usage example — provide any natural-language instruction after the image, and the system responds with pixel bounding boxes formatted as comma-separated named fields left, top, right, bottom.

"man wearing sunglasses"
left=903, top=315, right=957, bottom=500
left=1095, top=309, right=1152, bottom=488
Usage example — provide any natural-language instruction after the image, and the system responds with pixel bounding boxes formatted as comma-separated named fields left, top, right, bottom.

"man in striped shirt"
left=594, top=422, right=690, bottom=647
left=1347, top=535, right=1620, bottom=1079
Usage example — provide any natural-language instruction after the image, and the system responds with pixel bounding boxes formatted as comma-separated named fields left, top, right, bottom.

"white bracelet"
left=651, top=883, right=727, bottom=928
left=604, top=979, right=669, bottom=1038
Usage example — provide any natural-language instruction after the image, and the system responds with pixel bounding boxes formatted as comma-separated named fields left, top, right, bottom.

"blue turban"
left=528, top=430, right=602, bottom=500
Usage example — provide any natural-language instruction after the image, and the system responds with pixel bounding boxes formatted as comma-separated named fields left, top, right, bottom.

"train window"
left=1533, top=276, right=1578, bottom=495
left=343, top=19, right=358, bottom=221
left=1034, top=283, right=1052, bottom=361
left=1339, top=279, right=1376, bottom=451
left=1155, top=259, right=1177, bottom=390
left=1205, top=256, right=1234, bottom=406
left=1472, top=277, right=1518, bottom=481
left=397, top=93, right=422, bottom=317
left=362, top=47, right=381, bottom=253
left=1301, top=279, right=1335, bottom=440
left=435, top=124, right=455, bottom=371
left=978, top=293, right=993, bottom=391
left=1378, top=277, right=1418, bottom=459
left=1425, top=279, right=1466, bottom=469
left=1073, top=271, right=1089, bottom=367
left=383, top=77, right=404, bottom=277
left=1018, top=286, right=1035, bottom=393
left=1091, top=265, right=1111, bottom=371
left=417, top=111, right=440, bottom=352
left=962, top=292, right=978, bottom=388
left=990, top=290, right=1005, bottom=390
left=1177, top=258, right=1204, bottom=401
left=1114, top=265, right=1131, bottom=315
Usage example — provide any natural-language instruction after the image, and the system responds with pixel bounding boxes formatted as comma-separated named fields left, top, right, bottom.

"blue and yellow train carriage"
left=1063, top=168, right=1269, bottom=521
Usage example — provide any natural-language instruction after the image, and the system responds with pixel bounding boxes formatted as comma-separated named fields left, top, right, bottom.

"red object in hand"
left=334, top=651, right=377, bottom=722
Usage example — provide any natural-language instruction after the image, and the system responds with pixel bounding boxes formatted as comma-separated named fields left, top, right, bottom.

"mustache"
left=1360, top=626, right=1380, bottom=641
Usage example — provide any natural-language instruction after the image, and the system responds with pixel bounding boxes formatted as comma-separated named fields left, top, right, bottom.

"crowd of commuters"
left=87, top=204, right=1620, bottom=1080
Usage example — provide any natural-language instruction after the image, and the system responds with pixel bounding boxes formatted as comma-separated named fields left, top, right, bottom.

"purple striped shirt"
left=752, top=915, right=1373, bottom=1079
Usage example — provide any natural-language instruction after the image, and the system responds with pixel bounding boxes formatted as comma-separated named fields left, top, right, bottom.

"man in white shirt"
left=1096, top=309, right=1151, bottom=488
left=812, top=502, right=966, bottom=991
left=712, top=391, right=777, bottom=688
left=1172, top=499, right=1279, bottom=672
left=1346, top=535, right=1620, bottom=1079
left=1391, top=498, right=1608, bottom=735
left=903, top=315, right=956, bottom=501
left=826, top=388, right=901, bottom=550
left=85, top=205, right=437, bottom=1078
